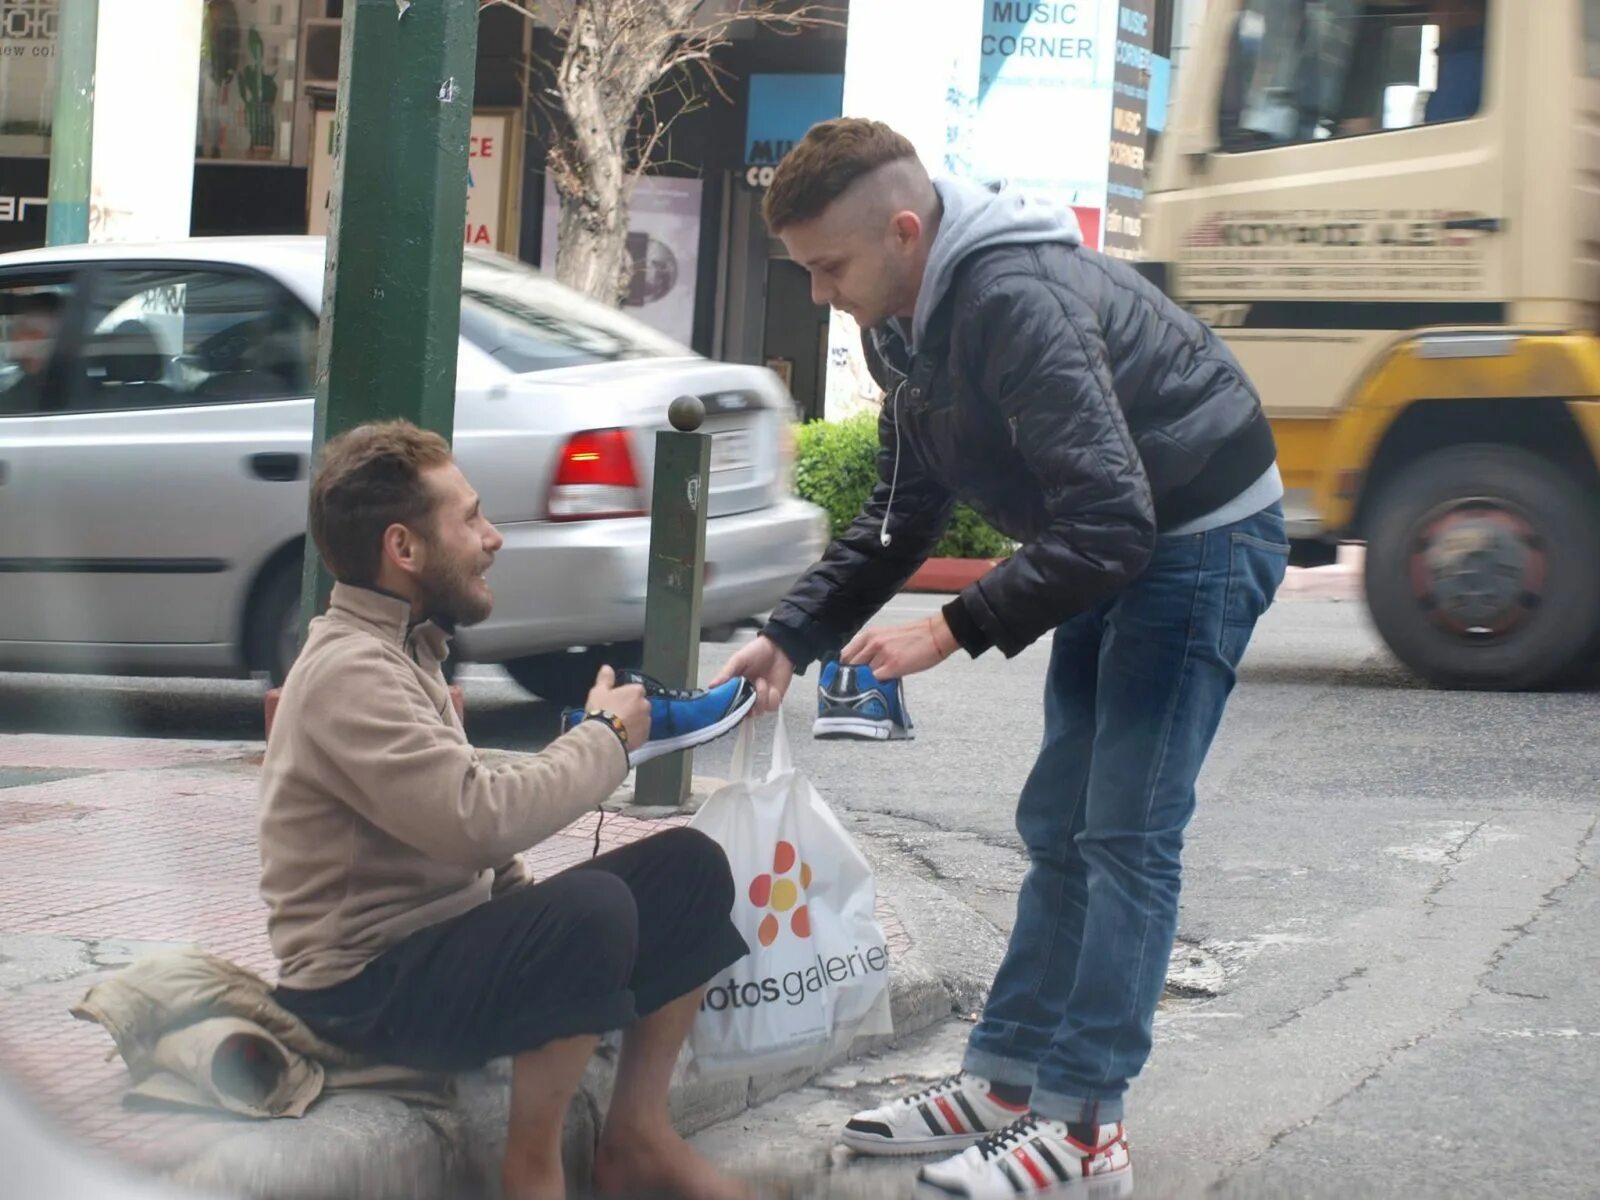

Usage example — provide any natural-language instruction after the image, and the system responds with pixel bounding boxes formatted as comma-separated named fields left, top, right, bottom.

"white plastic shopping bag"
left=685, top=716, right=893, bottom=1081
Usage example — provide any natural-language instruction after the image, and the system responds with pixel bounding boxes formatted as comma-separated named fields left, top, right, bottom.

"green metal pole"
left=637, top=398, right=713, bottom=808
left=299, top=0, right=481, bottom=634
left=45, top=0, right=98, bottom=246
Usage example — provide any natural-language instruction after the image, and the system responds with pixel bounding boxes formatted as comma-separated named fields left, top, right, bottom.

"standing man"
left=713, top=119, right=1288, bottom=1199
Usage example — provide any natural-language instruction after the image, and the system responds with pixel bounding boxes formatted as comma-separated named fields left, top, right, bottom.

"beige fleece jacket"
left=259, top=584, right=629, bottom=990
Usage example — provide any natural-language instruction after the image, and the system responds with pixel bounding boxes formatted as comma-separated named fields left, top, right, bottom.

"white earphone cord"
left=880, top=377, right=904, bottom=549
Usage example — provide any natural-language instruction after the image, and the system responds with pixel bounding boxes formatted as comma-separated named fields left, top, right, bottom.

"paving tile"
left=1, top=732, right=913, bottom=1161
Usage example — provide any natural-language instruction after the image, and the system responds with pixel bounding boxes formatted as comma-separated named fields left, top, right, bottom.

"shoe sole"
left=840, top=1127, right=984, bottom=1157
left=916, top=1164, right=1132, bottom=1199
left=628, top=690, right=756, bottom=767
left=814, top=717, right=914, bottom=741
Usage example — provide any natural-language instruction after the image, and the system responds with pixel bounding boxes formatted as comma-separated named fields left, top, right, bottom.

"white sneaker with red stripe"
left=841, top=1073, right=1033, bottom=1156
left=915, top=1114, right=1132, bottom=1199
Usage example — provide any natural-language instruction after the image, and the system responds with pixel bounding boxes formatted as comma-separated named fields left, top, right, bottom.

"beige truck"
left=1142, top=0, right=1600, bottom=689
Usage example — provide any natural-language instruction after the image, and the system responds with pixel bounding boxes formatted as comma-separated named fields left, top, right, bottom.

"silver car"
left=0, top=237, right=828, bottom=702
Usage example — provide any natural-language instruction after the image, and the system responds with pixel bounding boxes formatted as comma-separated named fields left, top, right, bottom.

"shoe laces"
left=618, top=669, right=696, bottom=700
left=975, top=1114, right=1041, bottom=1161
left=902, top=1072, right=965, bottom=1106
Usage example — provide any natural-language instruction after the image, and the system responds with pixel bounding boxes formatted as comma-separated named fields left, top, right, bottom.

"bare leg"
left=594, top=989, right=752, bottom=1200
left=503, top=1033, right=601, bottom=1200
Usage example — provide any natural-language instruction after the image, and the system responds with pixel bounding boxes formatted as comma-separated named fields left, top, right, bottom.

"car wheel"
left=248, top=555, right=461, bottom=688
left=502, top=642, right=645, bottom=706
left=247, top=555, right=304, bottom=688
left=1364, top=444, right=1600, bottom=690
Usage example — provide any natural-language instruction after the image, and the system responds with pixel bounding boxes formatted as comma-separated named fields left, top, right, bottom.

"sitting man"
left=260, top=420, right=751, bottom=1200
left=0, top=289, right=63, bottom=411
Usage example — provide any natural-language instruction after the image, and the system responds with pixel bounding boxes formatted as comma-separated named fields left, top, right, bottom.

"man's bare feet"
left=502, top=1156, right=566, bottom=1200
left=594, top=1124, right=754, bottom=1200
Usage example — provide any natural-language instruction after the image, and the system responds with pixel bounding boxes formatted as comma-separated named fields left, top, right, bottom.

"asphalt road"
left=4, top=595, right=1599, bottom=1196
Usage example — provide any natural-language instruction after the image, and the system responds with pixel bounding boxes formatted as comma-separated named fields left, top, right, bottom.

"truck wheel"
left=503, top=642, right=644, bottom=706
left=1364, top=445, right=1600, bottom=690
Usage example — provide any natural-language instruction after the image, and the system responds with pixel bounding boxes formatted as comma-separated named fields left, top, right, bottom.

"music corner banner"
left=827, top=0, right=1150, bottom=417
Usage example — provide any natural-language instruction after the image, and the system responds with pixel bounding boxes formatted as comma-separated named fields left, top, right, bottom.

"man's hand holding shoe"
left=583, top=665, right=651, bottom=749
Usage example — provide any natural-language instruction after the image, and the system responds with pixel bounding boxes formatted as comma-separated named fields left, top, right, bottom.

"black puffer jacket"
left=765, top=239, right=1275, bottom=667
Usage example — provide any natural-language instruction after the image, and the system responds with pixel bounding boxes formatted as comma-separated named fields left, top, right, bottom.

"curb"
left=145, top=879, right=978, bottom=1200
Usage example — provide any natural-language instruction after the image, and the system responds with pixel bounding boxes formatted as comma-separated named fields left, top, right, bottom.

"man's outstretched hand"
left=585, top=665, right=651, bottom=749
left=840, top=614, right=958, bottom=681
left=710, top=635, right=794, bottom=715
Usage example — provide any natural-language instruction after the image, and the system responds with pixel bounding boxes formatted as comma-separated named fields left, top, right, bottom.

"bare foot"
left=594, top=1125, right=754, bottom=1200
left=503, top=1155, right=566, bottom=1200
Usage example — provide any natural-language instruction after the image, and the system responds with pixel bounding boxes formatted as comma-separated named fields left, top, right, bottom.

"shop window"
left=1219, top=0, right=1490, bottom=151
left=197, top=0, right=301, bottom=163
left=2, top=1, right=303, bottom=163
left=0, top=0, right=59, bottom=157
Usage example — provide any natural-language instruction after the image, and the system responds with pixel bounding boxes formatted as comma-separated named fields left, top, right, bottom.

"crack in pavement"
left=1265, top=964, right=1369, bottom=1032
left=1214, top=1020, right=1448, bottom=1191
left=850, top=806, right=1025, bottom=857
left=1486, top=988, right=1550, bottom=1002
left=1420, top=818, right=1492, bottom=916
left=1216, top=814, right=1599, bottom=1187
left=1467, top=814, right=1597, bottom=1006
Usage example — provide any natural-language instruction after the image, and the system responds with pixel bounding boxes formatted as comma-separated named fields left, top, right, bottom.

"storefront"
left=3, top=0, right=1177, bottom=423
left=1, top=0, right=312, bottom=250
left=713, top=72, right=845, bottom=422
left=0, top=0, right=532, bottom=253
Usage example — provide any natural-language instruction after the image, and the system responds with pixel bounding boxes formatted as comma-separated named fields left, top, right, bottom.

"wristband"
left=582, top=710, right=630, bottom=752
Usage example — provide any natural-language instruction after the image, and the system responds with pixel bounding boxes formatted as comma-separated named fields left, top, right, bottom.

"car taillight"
left=547, top=428, right=646, bottom=521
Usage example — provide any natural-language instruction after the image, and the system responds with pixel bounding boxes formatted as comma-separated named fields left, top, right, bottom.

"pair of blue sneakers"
left=559, top=658, right=913, bottom=763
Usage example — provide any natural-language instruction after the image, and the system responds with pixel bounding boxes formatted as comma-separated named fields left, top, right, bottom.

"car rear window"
left=458, top=250, right=688, bottom=374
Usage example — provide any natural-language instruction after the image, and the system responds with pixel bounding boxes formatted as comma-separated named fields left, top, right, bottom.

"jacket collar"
left=327, top=582, right=452, bottom=664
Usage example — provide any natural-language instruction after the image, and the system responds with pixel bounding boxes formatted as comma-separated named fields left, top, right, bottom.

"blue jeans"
left=963, top=504, right=1289, bottom=1124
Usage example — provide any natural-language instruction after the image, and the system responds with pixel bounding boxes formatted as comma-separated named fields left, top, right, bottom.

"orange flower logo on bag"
left=748, top=840, right=813, bottom=945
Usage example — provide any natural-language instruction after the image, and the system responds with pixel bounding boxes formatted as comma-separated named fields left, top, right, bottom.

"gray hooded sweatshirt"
left=886, top=176, right=1282, bottom=536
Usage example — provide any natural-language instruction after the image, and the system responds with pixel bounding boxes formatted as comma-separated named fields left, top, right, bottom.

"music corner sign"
left=823, top=0, right=1155, bottom=415
left=743, top=74, right=845, bottom=189
left=307, top=108, right=522, bottom=252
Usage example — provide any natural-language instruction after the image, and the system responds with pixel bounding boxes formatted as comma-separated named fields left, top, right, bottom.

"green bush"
left=793, top=412, right=1014, bottom=560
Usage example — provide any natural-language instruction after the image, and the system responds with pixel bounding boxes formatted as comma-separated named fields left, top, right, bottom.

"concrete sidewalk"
left=0, top=732, right=973, bottom=1199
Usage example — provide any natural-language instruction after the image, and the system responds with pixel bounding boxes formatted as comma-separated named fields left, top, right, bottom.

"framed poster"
left=308, top=107, right=523, bottom=254
left=541, top=174, right=702, bottom=346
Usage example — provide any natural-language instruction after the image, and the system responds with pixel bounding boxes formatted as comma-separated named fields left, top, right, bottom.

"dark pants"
left=963, top=504, right=1289, bottom=1123
left=275, top=827, right=749, bottom=1072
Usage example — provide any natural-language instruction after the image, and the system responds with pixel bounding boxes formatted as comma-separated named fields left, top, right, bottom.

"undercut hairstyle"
left=763, top=118, right=922, bottom=233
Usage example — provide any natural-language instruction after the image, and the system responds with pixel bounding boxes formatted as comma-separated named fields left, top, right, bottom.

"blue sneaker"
left=814, top=658, right=915, bottom=741
left=562, top=669, right=756, bottom=767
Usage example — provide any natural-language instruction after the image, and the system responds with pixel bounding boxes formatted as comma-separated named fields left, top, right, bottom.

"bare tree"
left=483, top=0, right=838, bottom=304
